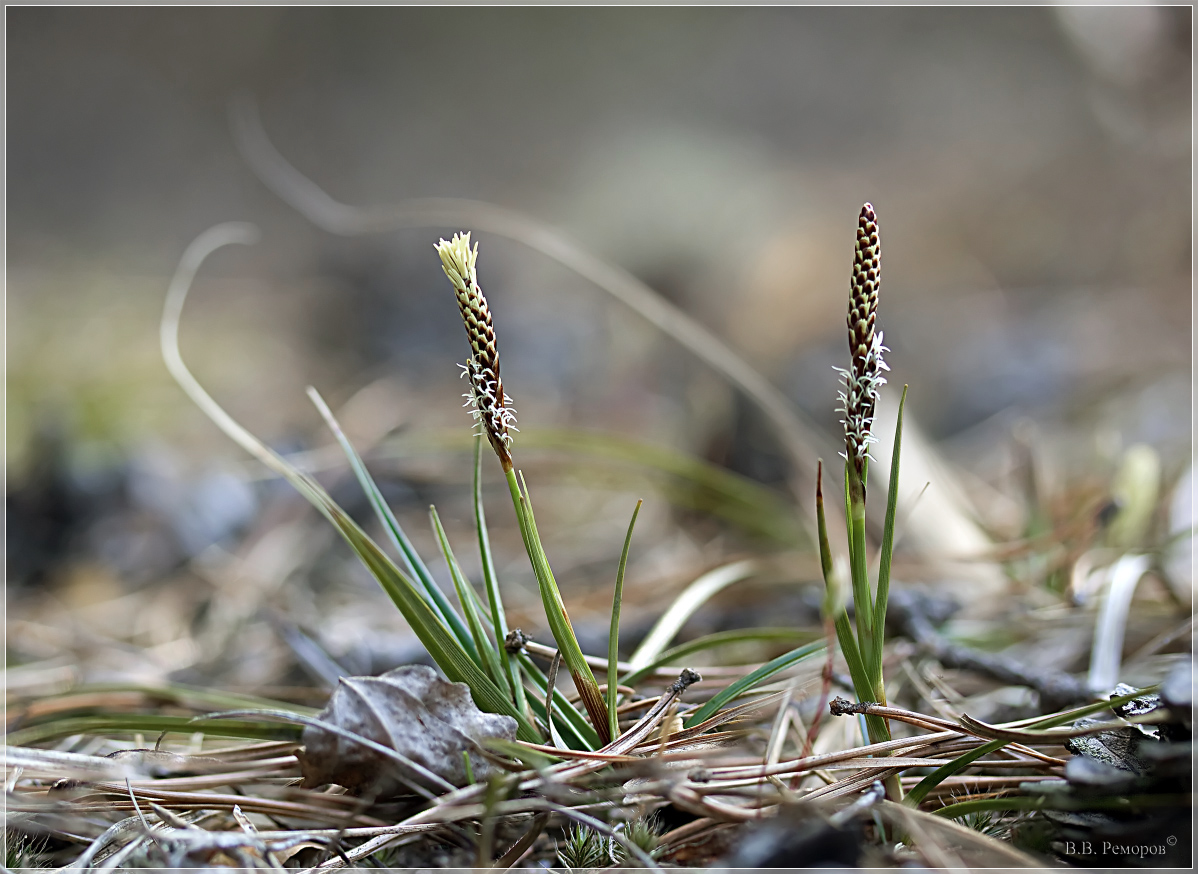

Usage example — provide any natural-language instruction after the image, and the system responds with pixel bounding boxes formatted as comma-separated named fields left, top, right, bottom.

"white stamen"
left=834, top=331, right=889, bottom=465
left=458, top=357, right=517, bottom=449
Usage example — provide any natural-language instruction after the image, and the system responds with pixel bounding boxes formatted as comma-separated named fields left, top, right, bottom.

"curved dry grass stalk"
left=120, top=767, right=300, bottom=792
left=159, top=223, right=274, bottom=470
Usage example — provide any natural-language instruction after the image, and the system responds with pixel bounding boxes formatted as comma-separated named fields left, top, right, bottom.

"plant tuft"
left=818, top=203, right=908, bottom=801
left=437, top=232, right=611, bottom=744
left=557, top=822, right=610, bottom=869
left=615, top=814, right=664, bottom=864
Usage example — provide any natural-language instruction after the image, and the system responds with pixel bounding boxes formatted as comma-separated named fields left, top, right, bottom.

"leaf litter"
left=297, top=666, right=517, bottom=796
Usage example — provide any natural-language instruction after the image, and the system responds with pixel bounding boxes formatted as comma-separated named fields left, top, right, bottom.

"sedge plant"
left=160, top=224, right=604, bottom=751
left=435, top=233, right=612, bottom=744
left=162, top=222, right=829, bottom=761
left=817, top=203, right=909, bottom=798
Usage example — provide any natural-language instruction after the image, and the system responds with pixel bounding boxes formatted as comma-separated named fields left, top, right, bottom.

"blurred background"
left=7, top=8, right=1192, bottom=694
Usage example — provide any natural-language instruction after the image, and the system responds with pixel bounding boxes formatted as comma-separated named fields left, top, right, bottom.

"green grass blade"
left=682, top=640, right=825, bottom=728
left=453, top=575, right=598, bottom=750
left=332, top=503, right=539, bottom=740
left=818, top=461, right=888, bottom=744
left=932, top=793, right=1190, bottom=819
left=818, top=463, right=868, bottom=693
left=6, top=714, right=299, bottom=746
left=830, top=614, right=874, bottom=710
left=430, top=505, right=508, bottom=691
left=449, top=569, right=596, bottom=749
left=608, top=499, right=643, bottom=741
left=472, top=436, right=524, bottom=713
left=871, top=385, right=907, bottom=683
left=904, top=740, right=997, bottom=808
left=833, top=612, right=890, bottom=744
left=306, top=388, right=476, bottom=659
left=905, top=687, right=1154, bottom=807
left=160, top=237, right=535, bottom=741
left=516, top=653, right=600, bottom=750
left=484, top=737, right=562, bottom=768
left=506, top=468, right=610, bottom=744
left=844, top=463, right=874, bottom=669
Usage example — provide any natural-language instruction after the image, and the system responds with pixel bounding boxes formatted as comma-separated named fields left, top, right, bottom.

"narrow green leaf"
left=472, top=436, right=524, bottom=713
left=829, top=611, right=889, bottom=744
left=933, top=793, right=1189, bottom=819
left=543, top=651, right=563, bottom=747
left=516, top=653, right=600, bottom=750
left=682, top=640, right=825, bottom=728
left=334, top=508, right=539, bottom=741
left=844, top=463, right=873, bottom=669
left=430, top=505, right=508, bottom=691
left=905, top=687, right=1155, bottom=807
left=905, top=740, right=993, bottom=807
left=460, top=750, right=475, bottom=786
left=820, top=461, right=889, bottom=745
left=872, top=386, right=907, bottom=682
left=484, top=737, right=562, bottom=769
left=307, top=388, right=477, bottom=660
left=158, top=230, right=539, bottom=739
left=6, top=715, right=299, bottom=746
left=609, top=499, right=643, bottom=741
left=450, top=573, right=596, bottom=750
left=506, top=468, right=610, bottom=744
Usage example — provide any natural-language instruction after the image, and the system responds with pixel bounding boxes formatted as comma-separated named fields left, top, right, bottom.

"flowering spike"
left=838, top=204, right=888, bottom=478
left=848, top=204, right=881, bottom=366
left=436, top=233, right=515, bottom=469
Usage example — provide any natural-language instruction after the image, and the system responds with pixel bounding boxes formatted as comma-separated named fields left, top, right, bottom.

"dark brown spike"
left=848, top=202, right=881, bottom=369
left=839, top=203, right=887, bottom=480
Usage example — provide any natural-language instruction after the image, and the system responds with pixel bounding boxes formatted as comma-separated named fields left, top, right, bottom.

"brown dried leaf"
left=297, top=665, right=517, bottom=797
